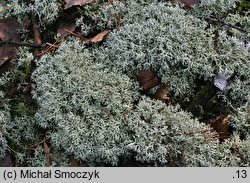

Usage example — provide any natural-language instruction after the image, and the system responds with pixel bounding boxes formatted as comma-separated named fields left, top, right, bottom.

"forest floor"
left=0, top=0, right=250, bottom=166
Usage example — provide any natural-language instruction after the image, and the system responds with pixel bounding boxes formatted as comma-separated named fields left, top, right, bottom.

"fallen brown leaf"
left=210, top=114, right=231, bottom=140
left=70, top=155, right=79, bottom=167
left=64, top=0, right=94, bottom=9
left=43, top=139, right=52, bottom=167
left=57, top=22, right=77, bottom=37
left=175, top=0, right=200, bottom=7
left=0, top=18, right=20, bottom=66
left=0, top=18, right=20, bottom=41
left=138, top=70, right=160, bottom=91
left=3, top=152, right=13, bottom=167
left=90, top=30, right=110, bottom=43
left=153, top=83, right=170, bottom=101
left=20, top=16, right=31, bottom=31
left=0, top=47, right=16, bottom=66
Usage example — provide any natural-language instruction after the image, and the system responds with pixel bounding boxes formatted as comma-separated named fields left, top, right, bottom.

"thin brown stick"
left=45, top=42, right=60, bottom=48
left=0, top=41, right=43, bottom=48
left=64, top=29, right=80, bottom=37
left=203, top=132, right=219, bottom=138
left=36, top=40, right=62, bottom=56
left=203, top=16, right=248, bottom=33
left=203, top=137, right=220, bottom=142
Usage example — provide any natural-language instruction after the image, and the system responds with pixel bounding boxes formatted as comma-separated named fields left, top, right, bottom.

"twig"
left=203, top=16, right=248, bottom=33
left=0, top=41, right=44, bottom=48
left=24, top=139, right=45, bottom=151
left=7, top=146, right=18, bottom=154
left=36, top=40, right=62, bottom=56
left=64, top=29, right=80, bottom=37
left=45, top=42, right=60, bottom=48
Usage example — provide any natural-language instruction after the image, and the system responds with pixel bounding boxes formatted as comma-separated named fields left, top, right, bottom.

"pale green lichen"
left=94, top=1, right=250, bottom=109
left=0, top=0, right=249, bottom=167
left=32, top=39, right=140, bottom=165
left=126, top=97, right=249, bottom=166
left=0, top=0, right=61, bottom=27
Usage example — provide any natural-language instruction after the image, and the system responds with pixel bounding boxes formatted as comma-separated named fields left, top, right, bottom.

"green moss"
left=237, top=0, right=250, bottom=14
left=10, top=101, right=36, bottom=117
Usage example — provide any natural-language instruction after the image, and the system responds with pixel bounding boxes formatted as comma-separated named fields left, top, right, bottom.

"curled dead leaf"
left=90, top=30, right=110, bottom=43
left=20, top=16, right=31, bottom=31
left=138, top=70, right=160, bottom=91
left=43, top=139, right=52, bottom=167
left=43, top=140, right=50, bottom=155
left=0, top=18, right=20, bottom=66
left=153, top=83, right=170, bottom=101
left=57, top=22, right=77, bottom=37
left=175, top=0, right=200, bottom=7
left=0, top=47, right=17, bottom=66
left=0, top=18, right=20, bottom=41
left=70, top=155, right=79, bottom=167
left=210, top=114, right=231, bottom=140
left=3, top=152, right=13, bottom=167
left=64, top=0, right=94, bottom=9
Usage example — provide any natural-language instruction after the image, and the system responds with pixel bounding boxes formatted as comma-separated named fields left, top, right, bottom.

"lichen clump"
left=32, top=40, right=140, bottom=165
left=96, top=1, right=250, bottom=109
left=0, top=0, right=250, bottom=166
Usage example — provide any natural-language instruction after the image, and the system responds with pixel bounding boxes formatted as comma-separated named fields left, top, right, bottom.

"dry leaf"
left=138, top=70, right=160, bottom=91
left=57, top=22, right=77, bottom=37
left=43, top=140, right=50, bottom=156
left=175, top=0, right=200, bottom=7
left=0, top=18, right=20, bottom=66
left=43, top=139, right=52, bottom=167
left=70, top=155, right=79, bottom=167
left=20, top=16, right=31, bottom=31
left=64, top=0, right=94, bottom=9
left=0, top=61, right=15, bottom=75
left=90, top=30, right=110, bottom=43
left=0, top=47, right=16, bottom=66
left=3, top=152, right=13, bottom=167
left=210, top=114, right=231, bottom=140
left=32, top=18, right=42, bottom=46
left=0, top=18, right=20, bottom=41
left=153, top=83, right=170, bottom=101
